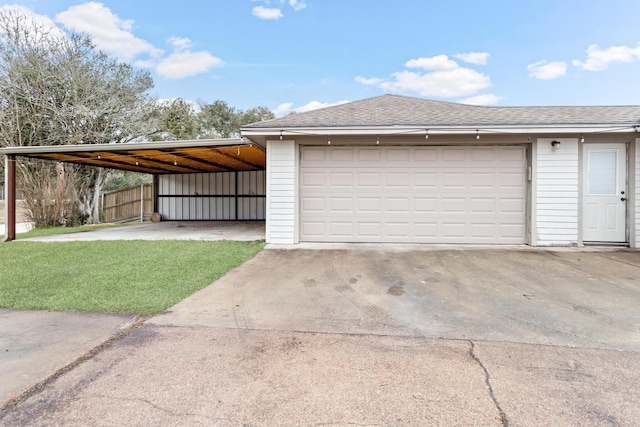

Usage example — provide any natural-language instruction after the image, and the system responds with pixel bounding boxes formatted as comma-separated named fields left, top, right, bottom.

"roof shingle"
left=242, top=95, right=640, bottom=129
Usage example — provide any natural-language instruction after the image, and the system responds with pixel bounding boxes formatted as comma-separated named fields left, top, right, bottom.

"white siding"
left=635, top=139, right=640, bottom=248
left=534, top=138, right=579, bottom=245
left=266, top=140, right=297, bottom=244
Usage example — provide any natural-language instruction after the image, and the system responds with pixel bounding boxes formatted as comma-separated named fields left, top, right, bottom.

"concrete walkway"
left=19, top=220, right=265, bottom=242
left=1, top=247, right=639, bottom=426
left=0, top=310, right=138, bottom=407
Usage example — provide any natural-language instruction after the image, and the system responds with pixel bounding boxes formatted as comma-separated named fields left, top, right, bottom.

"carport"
left=1, top=139, right=266, bottom=241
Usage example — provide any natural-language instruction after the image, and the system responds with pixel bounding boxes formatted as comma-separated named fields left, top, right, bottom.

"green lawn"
left=0, top=240, right=264, bottom=314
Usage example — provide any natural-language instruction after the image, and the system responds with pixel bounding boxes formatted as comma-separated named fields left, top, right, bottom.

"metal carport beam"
left=3, top=154, right=16, bottom=242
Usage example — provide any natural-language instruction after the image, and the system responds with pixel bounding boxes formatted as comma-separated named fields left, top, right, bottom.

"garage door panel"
left=357, top=222, right=382, bottom=237
left=329, top=197, right=353, bottom=212
left=330, top=148, right=354, bottom=161
left=385, top=148, right=410, bottom=161
left=442, top=148, right=467, bottom=161
left=300, top=146, right=526, bottom=243
left=386, top=173, right=410, bottom=187
left=442, top=173, right=467, bottom=188
left=414, top=173, right=438, bottom=188
left=500, top=147, right=526, bottom=161
left=301, top=172, right=325, bottom=187
left=414, top=197, right=438, bottom=213
left=357, top=172, right=381, bottom=186
left=472, top=148, right=496, bottom=161
left=500, top=223, right=526, bottom=238
left=470, top=198, right=497, bottom=213
left=302, top=221, right=325, bottom=237
left=357, top=148, right=382, bottom=161
left=330, top=222, right=359, bottom=237
left=302, top=147, right=327, bottom=162
left=499, top=198, right=525, bottom=213
left=414, top=148, right=438, bottom=161
left=330, top=172, right=353, bottom=187
left=500, top=172, right=526, bottom=188
left=442, top=198, right=466, bottom=213
left=470, top=173, right=498, bottom=188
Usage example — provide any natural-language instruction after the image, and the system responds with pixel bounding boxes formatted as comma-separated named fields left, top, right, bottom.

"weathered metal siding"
left=158, top=171, right=265, bottom=220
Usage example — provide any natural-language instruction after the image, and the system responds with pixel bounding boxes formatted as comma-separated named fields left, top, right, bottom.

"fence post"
left=140, top=184, right=144, bottom=222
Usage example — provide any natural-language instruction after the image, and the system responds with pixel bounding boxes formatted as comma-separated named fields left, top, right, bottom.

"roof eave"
left=242, top=124, right=640, bottom=139
left=0, top=138, right=261, bottom=156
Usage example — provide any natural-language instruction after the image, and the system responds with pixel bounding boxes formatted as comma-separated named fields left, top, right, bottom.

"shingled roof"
left=242, top=95, right=640, bottom=129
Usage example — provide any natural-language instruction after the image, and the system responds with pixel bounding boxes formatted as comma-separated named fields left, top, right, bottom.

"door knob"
left=621, top=197, right=627, bottom=202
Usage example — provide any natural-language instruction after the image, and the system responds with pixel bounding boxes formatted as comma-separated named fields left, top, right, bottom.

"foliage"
left=0, top=10, right=158, bottom=226
left=0, top=240, right=265, bottom=314
left=197, top=100, right=275, bottom=138
left=152, top=98, right=199, bottom=141
left=102, top=171, right=152, bottom=192
left=152, top=98, right=274, bottom=142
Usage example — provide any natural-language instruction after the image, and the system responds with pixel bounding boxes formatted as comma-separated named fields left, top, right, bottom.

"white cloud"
left=273, top=102, right=294, bottom=117
left=168, top=36, right=191, bottom=52
left=358, top=54, right=492, bottom=98
left=55, top=2, right=162, bottom=61
left=405, top=55, right=459, bottom=71
left=295, top=100, right=349, bottom=113
left=454, top=52, right=490, bottom=65
left=572, top=43, right=640, bottom=71
left=355, top=76, right=385, bottom=85
left=459, top=94, right=502, bottom=106
left=381, top=68, right=490, bottom=98
left=51, top=3, right=224, bottom=79
left=252, top=6, right=283, bottom=20
left=289, top=0, right=307, bottom=11
left=156, top=37, right=223, bottom=79
left=1, top=4, right=63, bottom=36
left=527, top=60, right=567, bottom=80
left=273, top=100, right=350, bottom=116
left=251, top=1, right=307, bottom=19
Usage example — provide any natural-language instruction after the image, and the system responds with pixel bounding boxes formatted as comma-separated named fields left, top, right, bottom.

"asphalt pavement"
left=1, top=246, right=639, bottom=426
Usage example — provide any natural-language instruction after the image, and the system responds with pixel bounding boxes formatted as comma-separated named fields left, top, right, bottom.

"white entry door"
left=583, top=143, right=627, bottom=242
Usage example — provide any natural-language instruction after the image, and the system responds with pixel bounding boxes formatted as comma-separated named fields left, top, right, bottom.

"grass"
left=0, top=240, right=264, bottom=314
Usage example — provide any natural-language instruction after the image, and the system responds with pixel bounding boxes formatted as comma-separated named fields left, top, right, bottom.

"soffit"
left=1, top=140, right=266, bottom=174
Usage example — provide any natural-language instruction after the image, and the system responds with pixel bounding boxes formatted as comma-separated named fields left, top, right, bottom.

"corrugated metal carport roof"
left=0, top=138, right=265, bottom=174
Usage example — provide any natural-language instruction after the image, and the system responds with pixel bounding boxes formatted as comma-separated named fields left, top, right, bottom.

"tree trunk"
left=88, top=168, right=104, bottom=224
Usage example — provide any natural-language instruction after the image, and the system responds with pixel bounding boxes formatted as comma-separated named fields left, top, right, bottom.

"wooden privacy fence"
left=101, top=184, right=153, bottom=223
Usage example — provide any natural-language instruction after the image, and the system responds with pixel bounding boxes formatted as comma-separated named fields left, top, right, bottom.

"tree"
left=197, top=100, right=240, bottom=138
left=153, top=98, right=199, bottom=141
left=197, top=100, right=274, bottom=138
left=241, top=106, right=275, bottom=127
left=0, top=10, right=158, bottom=225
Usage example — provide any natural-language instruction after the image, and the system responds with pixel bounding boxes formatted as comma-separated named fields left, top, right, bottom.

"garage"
left=299, top=145, right=527, bottom=244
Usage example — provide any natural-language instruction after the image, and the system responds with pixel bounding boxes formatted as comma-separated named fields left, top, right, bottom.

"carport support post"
left=3, top=154, right=16, bottom=242
left=152, top=175, right=159, bottom=213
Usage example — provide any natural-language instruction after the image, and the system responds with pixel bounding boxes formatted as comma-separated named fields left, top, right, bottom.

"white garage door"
left=300, top=146, right=526, bottom=244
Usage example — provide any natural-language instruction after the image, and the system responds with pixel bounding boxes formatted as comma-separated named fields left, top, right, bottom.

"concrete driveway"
left=2, top=246, right=640, bottom=426
left=151, top=246, right=640, bottom=351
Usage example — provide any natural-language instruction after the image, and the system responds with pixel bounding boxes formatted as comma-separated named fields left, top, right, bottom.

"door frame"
left=581, top=142, right=628, bottom=244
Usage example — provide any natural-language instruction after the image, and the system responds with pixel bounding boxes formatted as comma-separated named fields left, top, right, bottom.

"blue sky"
left=4, top=1, right=640, bottom=115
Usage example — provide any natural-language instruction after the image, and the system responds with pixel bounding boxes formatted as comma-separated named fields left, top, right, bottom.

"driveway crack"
left=468, top=340, right=509, bottom=427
